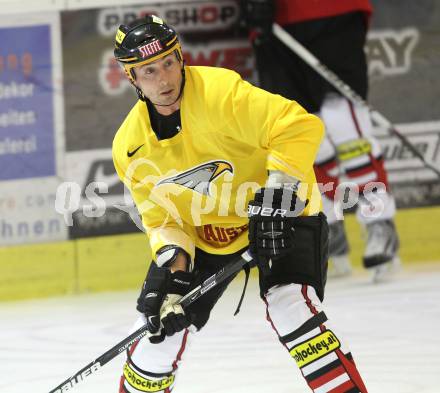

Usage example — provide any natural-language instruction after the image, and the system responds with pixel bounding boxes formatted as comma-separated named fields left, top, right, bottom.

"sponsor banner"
left=63, top=149, right=139, bottom=238
left=62, top=0, right=254, bottom=153
left=0, top=13, right=63, bottom=181
left=0, top=178, right=67, bottom=246
left=373, top=121, right=440, bottom=179
left=97, top=1, right=240, bottom=36
left=0, top=12, right=66, bottom=246
left=372, top=120, right=440, bottom=208
left=366, top=28, right=419, bottom=78
left=368, top=0, right=440, bottom=122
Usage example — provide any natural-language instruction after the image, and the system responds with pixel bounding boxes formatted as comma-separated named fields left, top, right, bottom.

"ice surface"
left=1, top=264, right=439, bottom=393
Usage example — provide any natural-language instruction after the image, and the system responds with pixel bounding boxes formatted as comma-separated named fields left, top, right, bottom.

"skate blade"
left=328, top=255, right=352, bottom=279
left=370, top=256, right=401, bottom=284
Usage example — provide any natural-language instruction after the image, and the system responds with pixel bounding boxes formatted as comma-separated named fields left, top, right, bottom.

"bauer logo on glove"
left=247, top=204, right=288, bottom=217
left=247, top=187, right=308, bottom=268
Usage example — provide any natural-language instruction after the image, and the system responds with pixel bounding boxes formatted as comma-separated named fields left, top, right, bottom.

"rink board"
left=0, top=206, right=439, bottom=301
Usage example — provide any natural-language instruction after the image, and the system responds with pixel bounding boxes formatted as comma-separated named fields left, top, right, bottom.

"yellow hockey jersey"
left=112, top=66, right=324, bottom=261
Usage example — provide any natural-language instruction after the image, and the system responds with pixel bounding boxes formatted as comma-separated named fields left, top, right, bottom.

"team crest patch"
left=156, top=160, right=233, bottom=195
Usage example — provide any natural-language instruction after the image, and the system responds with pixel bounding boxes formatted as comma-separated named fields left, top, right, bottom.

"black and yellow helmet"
left=114, top=15, right=183, bottom=83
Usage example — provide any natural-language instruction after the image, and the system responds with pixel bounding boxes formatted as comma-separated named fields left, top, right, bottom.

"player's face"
left=133, top=53, right=182, bottom=107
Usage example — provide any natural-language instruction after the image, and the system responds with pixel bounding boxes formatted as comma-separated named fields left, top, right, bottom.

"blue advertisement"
left=0, top=24, right=55, bottom=180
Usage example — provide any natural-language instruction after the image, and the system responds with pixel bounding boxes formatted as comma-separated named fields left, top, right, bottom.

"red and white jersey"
left=275, top=0, right=372, bottom=25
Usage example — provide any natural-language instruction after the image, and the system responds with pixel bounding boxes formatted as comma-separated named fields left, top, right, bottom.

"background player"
left=240, top=0, right=400, bottom=281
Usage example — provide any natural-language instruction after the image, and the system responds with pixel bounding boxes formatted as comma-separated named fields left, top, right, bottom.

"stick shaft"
left=48, top=251, right=252, bottom=393
left=272, top=23, right=440, bottom=178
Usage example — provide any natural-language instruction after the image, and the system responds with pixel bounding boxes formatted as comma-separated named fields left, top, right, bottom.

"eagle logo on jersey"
left=156, top=160, right=233, bottom=196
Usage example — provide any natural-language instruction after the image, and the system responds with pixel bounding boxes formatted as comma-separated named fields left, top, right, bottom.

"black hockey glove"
left=248, top=187, right=308, bottom=273
left=240, top=0, right=275, bottom=36
left=137, top=263, right=195, bottom=344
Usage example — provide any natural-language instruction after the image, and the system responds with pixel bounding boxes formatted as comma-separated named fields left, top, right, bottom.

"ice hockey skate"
left=328, top=221, right=352, bottom=278
left=363, top=219, right=400, bottom=283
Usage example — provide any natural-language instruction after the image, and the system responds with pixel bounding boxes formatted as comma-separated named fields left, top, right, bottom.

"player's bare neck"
left=154, top=100, right=181, bottom=116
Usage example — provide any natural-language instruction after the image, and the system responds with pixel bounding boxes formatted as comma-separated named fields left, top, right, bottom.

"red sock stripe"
left=264, top=286, right=366, bottom=393
left=345, top=158, right=388, bottom=192
left=347, top=100, right=389, bottom=190
left=328, top=379, right=356, bottom=393
left=368, top=156, right=388, bottom=189
left=309, top=365, right=346, bottom=390
left=172, top=329, right=189, bottom=370
left=345, top=162, right=377, bottom=179
left=314, top=162, right=339, bottom=200
left=319, top=156, right=339, bottom=172
left=300, top=284, right=368, bottom=392
left=119, top=375, right=126, bottom=393
left=128, top=339, right=140, bottom=356
left=119, top=339, right=141, bottom=392
left=301, top=285, right=320, bottom=316
left=335, top=349, right=368, bottom=393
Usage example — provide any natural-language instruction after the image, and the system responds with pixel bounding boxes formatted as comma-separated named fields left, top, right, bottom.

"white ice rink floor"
left=1, top=263, right=440, bottom=393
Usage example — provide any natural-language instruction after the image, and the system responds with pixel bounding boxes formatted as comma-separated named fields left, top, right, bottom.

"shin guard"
left=119, top=318, right=190, bottom=393
left=265, top=284, right=368, bottom=393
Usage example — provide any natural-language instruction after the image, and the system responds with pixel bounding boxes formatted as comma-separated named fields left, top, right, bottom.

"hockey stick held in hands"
left=272, top=23, right=440, bottom=179
left=48, top=251, right=254, bottom=393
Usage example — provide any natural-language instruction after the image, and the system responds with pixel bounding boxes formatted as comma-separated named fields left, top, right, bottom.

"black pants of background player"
left=253, top=11, right=368, bottom=113
left=254, top=11, right=396, bottom=264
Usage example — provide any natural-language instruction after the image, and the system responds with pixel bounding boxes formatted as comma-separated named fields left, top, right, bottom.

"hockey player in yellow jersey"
left=113, top=15, right=368, bottom=393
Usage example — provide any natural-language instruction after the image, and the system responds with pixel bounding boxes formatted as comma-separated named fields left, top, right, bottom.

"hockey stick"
left=48, top=251, right=253, bottom=393
left=272, top=23, right=440, bottom=178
